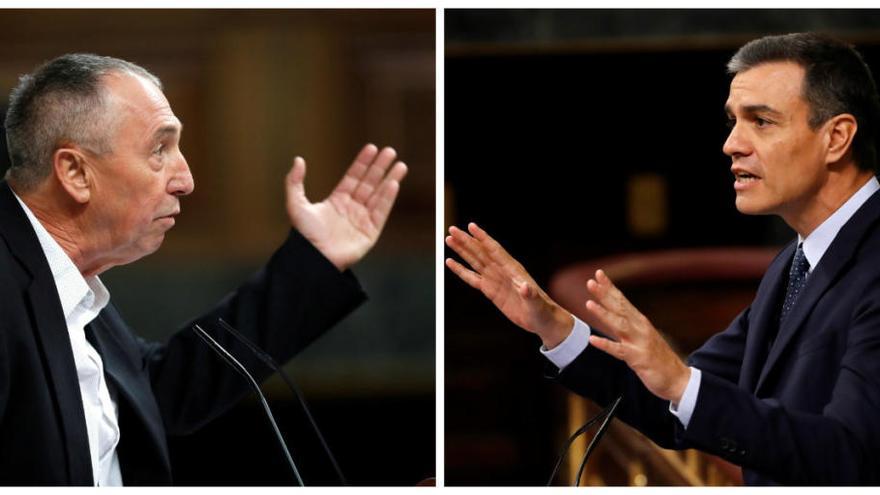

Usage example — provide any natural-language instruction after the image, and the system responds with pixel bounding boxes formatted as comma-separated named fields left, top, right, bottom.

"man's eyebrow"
left=725, top=103, right=784, bottom=117
left=152, top=123, right=182, bottom=140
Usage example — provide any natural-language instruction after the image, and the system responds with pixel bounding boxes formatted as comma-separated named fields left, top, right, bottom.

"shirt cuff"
left=669, top=367, right=701, bottom=429
left=540, top=316, right=590, bottom=370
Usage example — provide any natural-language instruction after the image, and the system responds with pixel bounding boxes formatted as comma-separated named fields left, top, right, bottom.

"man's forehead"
left=103, top=72, right=172, bottom=113
left=726, top=61, right=806, bottom=110
left=102, top=71, right=180, bottom=130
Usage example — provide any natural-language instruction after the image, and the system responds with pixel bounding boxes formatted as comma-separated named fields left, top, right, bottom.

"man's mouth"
left=735, top=171, right=760, bottom=183
left=157, top=209, right=180, bottom=220
left=155, top=212, right=179, bottom=226
left=732, top=167, right=762, bottom=192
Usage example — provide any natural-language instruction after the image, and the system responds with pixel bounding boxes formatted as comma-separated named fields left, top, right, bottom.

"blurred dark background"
left=0, top=10, right=434, bottom=486
left=445, top=9, right=880, bottom=486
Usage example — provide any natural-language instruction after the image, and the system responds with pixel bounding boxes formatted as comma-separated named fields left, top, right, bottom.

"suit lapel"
left=0, top=183, right=94, bottom=485
left=755, top=189, right=880, bottom=393
left=26, top=281, right=95, bottom=485
left=739, top=242, right=792, bottom=392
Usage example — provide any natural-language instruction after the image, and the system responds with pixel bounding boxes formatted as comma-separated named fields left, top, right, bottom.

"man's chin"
left=734, top=196, right=773, bottom=216
left=132, top=235, right=166, bottom=262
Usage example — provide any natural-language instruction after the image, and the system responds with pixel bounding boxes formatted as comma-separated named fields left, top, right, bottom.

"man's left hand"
left=583, top=269, right=691, bottom=404
left=285, top=143, right=408, bottom=271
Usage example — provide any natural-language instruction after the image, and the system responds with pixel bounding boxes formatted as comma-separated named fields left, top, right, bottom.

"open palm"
left=445, top=223, right=572, bottom=347
left=286, top=144, right=407, bottom=271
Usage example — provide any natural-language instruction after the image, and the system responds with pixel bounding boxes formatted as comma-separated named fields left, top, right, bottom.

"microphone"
left=546, top=395, right=623, bottom=486
left=216, top=318, right=347, bottom=485
left=191, top=324, right=304, bottom=486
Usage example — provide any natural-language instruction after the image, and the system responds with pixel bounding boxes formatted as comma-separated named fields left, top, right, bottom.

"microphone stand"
left=546, top=395, right=623, bottom=486
left=574, top=395, right=622, bottom=486
left=191, top=324, right=305, bottom=486
left=216, top=318, right=347, bottom=485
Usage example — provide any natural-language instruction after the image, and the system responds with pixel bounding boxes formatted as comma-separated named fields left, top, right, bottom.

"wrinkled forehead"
left=97, top=70, right=180, bottom=140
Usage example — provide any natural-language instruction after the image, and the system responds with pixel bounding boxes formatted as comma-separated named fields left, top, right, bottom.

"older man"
left=447, top=33, right=880, bottom=484
left=0, top=54, right=406, bottom=485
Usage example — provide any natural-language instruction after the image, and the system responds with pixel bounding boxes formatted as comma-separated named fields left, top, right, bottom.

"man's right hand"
left=445, top=222, right=574, bottom=349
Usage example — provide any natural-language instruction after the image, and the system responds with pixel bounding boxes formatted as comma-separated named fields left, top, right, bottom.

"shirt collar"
left=12, top=192, right=109, bottom=319
left=800, top=176, right=880, bottom=272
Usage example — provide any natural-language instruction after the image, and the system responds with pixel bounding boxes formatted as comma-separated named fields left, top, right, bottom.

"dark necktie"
left=780, top=243, right=810, bottom=324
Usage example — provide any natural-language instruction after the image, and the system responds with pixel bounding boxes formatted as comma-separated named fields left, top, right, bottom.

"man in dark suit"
left=446, top=33, right=880, bottom=484
left=0, top=54, right=407, bottom=485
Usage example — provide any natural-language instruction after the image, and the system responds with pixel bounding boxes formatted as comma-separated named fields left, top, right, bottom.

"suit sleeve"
left=687, top=306, right=750, bottom=384
left=549, top=307, right=751, bottom=450
left=139, top=229, right=367, bottom=435
left=681, top=296, right=880, bottom=484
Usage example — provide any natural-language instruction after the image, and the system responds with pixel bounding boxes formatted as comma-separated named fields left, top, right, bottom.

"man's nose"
left=722, top=122, right=750, bottom=159
left=168, top=153, right=195, bottom=196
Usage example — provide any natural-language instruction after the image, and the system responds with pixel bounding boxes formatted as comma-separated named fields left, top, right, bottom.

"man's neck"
left=12, top=182, right=100, bottom=276
left=783, top=169, right=876, bottom=238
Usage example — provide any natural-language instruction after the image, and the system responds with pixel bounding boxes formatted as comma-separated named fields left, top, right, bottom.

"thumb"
left=286, top=156, right=308, bottom=202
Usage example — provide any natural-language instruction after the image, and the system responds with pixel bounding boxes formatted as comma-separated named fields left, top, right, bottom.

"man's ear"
left=53, top=147, right=91, bottom=204
left=824, top=113, right=858, bottom=166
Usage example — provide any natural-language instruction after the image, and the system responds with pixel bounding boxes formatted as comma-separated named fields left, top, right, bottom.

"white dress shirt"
left=543, top=176, right=880, bottom=429
left=14, top=193, right=123, bottom=486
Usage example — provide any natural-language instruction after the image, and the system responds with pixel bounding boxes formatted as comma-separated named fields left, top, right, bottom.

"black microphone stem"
left=192, top=324, right=304, bottom=486
left=574, top=395, right=622, bottom=487
left=217, top=318, right=347, bottom=485
left=546, top=403, right=613, bottom=486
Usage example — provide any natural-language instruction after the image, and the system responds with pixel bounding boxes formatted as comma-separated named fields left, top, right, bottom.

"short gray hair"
left=4, top=53, right=162, bottom=191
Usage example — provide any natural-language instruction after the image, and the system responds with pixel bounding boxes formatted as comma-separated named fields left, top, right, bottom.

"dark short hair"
left=3, top=53, right=162, bottom=190
left=728, top=32, right=880, bottom=173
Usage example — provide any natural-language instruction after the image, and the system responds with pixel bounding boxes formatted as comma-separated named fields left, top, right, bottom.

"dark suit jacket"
left=553, top=188, right=880, bottom=485
left=0, top=182, right=367, bottom=485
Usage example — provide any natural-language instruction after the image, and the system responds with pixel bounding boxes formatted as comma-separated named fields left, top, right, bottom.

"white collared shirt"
left=14, top=193, right=123, bottom=486
left=543, top=176, right=880, bottom=429
left=800, top=176, right=880, bottom=272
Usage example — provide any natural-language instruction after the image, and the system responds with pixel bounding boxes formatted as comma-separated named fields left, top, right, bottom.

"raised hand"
left=584, top=269, right=691, bottom=403
left=285, top=144, right=407, bottom=271
left=445, top=222, right=573, bottom=348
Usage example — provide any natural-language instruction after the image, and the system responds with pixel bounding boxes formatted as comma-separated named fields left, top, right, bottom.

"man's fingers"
left=446, top=258, right=482, bottom=290
left=386, top=160, right=409, bottom=183
left=468, top=222, right=501, bottom=248
left=332, top=144, right=379, bottom=197
left=446, top=233, right=485, bottom=272
left=366, top=162, right=408, bottom=209
left=366, top=179, right=400, bottom=232
left=467, top=221, right=522, bottom=272
left=584, top=299, right=624, bottom=340
left=586, top=270, right=634, bottom=323
left=589, top=334, right=626, bottom=361
left=352, top=146, right=398, bottom=203
left=285, top=157, right=308, bottom=205
left=448, top=225, right=491, bottom=269
left=596, top=269, right=639, bottom=315
left=586, top=277, right=618, bottom=319
left=286, top=156, right=306, bottom=185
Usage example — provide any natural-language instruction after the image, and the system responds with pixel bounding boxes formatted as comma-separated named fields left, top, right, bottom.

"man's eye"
left=755, top=117, right=771, bottom=128
left=153, top=144, right=165, bottom=155
left=725, top=118, right=736, bottom=129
